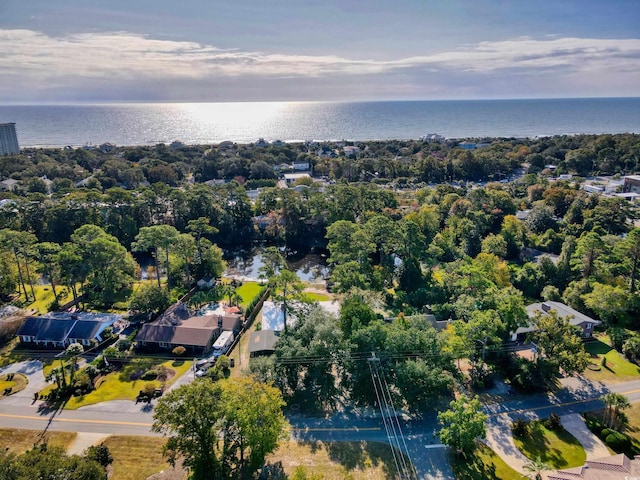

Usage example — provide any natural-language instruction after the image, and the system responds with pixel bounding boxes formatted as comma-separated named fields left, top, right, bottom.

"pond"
left=223, top=246, right=329, bottom=283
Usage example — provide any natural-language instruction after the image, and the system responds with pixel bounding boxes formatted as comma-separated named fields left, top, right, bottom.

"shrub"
left=86, top=443, right=113, bottom=467
left=141, top=369, right=159, bottom=380
left=511, top=418, right=529, bottom=437
left=545, top=413, right=562, bottom=431
left=172, top=346, right=186, bottom=356
left=84, top=364, right=99, bottom=379
left=601, top=428, right=613, bottom=438
left=115, top=339, right=132, bottom=352
left=600, top=356, right=607, bottom=367
left=605, top=431, right=631, bottom=451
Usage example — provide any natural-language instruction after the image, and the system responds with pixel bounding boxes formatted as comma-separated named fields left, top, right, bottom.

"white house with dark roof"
left=511, top=301, right=601, bottom=341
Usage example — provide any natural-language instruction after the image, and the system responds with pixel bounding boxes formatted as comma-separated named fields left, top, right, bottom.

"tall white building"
left=0, top=123, right=19, bottom=155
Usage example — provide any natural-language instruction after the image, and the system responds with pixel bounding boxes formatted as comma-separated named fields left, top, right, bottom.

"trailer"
left=212, top=331, right=234, bottom=357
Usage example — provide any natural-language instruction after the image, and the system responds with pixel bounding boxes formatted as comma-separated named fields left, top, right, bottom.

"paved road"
left=2, top=361, right=640, bottom=479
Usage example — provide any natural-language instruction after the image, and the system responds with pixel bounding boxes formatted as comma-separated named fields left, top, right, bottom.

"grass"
left=267, top=440, right=405, bottom=480
left=61, top=358, right=192, bottom=409
left=0, top=338, right=24, bottom=368
left=102, top=435, right=182, bottom=480
left=513, top=420, right=586, bottom=469
left=303, top=291, right=331, bottom=302
left=583, top=335, right=640, bottom=383
left=0, top=428, right=76, bottom=454
left=0, top=373, right=28, bottom=395
left=587, top=403, right=640, bottom=456
left=235, top=281, right=263, bottom=308
left=450, top=442, right=525, bottom=480
left=21, top=284, right=76, bottom=314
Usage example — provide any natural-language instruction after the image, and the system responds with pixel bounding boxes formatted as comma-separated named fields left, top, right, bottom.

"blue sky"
left=1, top=0, right=639, bottom=102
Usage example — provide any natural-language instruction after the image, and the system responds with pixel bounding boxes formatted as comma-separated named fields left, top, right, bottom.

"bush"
left=86, top=443, right=113, bottom=467
left=172, top=346, right=186, bottom=356
left=605, top=431, right=631, bottom=451
left=601, top=428, right=612, bottom=438
left=115, top=339, right=132, bottom=352
left=141, top=369, right=159, bottom=380
left=544, top=413, right=563, bottom=431
left=511, top=418, right=529, bottom=437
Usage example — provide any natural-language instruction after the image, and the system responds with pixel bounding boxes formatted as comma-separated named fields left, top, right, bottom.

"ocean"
left=1, top=98, right=640, bottom=148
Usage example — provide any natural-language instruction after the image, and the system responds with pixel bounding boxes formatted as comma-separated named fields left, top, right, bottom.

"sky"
left=1, top=0, right=639, bottom=103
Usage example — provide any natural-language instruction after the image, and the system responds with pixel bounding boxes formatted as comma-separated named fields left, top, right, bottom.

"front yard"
left=513, top=420, right=585, bottom=469
left=39, top=356, right=192, bottom=409
left=582, top=335, right=640, bottom=383
left=450, top=442, right=524, bottom=480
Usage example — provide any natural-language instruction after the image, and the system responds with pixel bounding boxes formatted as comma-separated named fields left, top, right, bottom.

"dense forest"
left=1, top=133, right=639, bottom=411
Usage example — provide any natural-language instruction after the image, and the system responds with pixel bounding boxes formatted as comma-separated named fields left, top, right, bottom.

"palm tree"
left=523, top=456, right=551, bottom=480
left=602, top=392, right=631, bottom=429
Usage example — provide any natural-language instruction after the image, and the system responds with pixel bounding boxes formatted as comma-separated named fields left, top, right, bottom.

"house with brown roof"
left=248, top=330, right=279, bottom=358
left=134, top=302, right=242, bottom=354
left=549, top=453, right=640, bottom=480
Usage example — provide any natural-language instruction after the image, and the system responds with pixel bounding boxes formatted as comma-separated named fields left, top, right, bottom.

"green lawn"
left=235, top=281, right=263, bottom=308
left=0, top=373, right=28, bottom=395
left=451, top=443, right=525, bottom=480
left=62, top=358, right=192, bottom=409
left=23, top=284, right=76, bottom=314
left=513, top=421, right=586, bottom=469
left=583, top=336, right=640, bottom=383
left=303, top=291, right=331, bottom=302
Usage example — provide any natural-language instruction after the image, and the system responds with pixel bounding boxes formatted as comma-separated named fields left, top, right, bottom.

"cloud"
left=0, top=29, right=639, bottom=100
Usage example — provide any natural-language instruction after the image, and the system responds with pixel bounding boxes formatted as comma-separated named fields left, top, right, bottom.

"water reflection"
left=224, top=247, right=328, bottom=283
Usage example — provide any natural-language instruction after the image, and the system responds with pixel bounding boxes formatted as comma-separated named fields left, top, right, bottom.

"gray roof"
left=248, top=330, right=279, bottom=354
left=17, top=312, right=119, bottom=344
left=515, top=301, right=601, bottom=335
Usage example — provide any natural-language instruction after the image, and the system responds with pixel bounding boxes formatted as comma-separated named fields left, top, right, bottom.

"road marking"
left=289, top=427, right=381, bottom=432
left=0, top=413, right=382, bottom=432
left=0, top=413, right=152, bottom=427
left=488, top=388, right=640, bottom=417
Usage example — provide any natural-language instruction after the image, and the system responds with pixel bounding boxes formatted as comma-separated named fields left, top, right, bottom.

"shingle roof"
left=135, top=324, right=217, bottom=347
left=248, top=330, right=278, bottom=354
left=67, top=320, right=102, bottom=340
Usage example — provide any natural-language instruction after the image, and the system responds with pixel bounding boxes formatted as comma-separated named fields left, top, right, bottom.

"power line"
left=368, top=352, right=416, bottom=480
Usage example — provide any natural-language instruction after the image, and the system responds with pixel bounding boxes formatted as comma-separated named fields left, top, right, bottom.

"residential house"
left=134, top=302, right=242, bottom=354
left=343, top=146, right=360, bottom=157
left=623, top=175, right=640, bottom=193
left=197, top=275, right=216, bottom=289
left=315, top=146, right=337, bottom=159
left=549, top=453, right=640, bottom=480
left=17, top=312, right=121, bottom=349
left=0, top=179, right=19, bottom=191
left=510, top=301, right=601, bottom=341
left=248, top=330, right=279, bottom=358
left=283, top=173, right=311, bottom=185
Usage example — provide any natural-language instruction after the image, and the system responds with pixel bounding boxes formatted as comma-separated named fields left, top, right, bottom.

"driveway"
left=0, top=360, right=47, bottom=406
left=560, top=413, right=610, bottom=459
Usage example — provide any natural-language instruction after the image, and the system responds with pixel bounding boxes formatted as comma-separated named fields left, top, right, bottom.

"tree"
left=1, top=444, right=106, bottom=480
left=65, top=342, right=84, bottom=386
left=601, top=392, right=630, bottom=429
left=530, top=310, right=590, bottom=376
left=128, top=283, right=171, bottom=318
left=36, top=242, right=61, bottom=303
left=258, top=246, right=285, bottom=283
left=70, top=225, right=135, bottom=306
left=0, top=229, right=38, bottom=302
left=523, top=456, right=551, bottom=480
left=271, top=269, right=305, bottom=334
left=132, top=225, right=180, bottom=289
left=616, top=228, right=640, bottom=292
left=152, top=377, right=287, bottom=480
left=220, top=376, right=288, bottom=473
left=622, top=336, right=640, bottom=363
left=438, top=394, right=487, bottom=457
left=572, top=231, right=605, bottom=279
left=583, top=283, right=632, bottom=325
left=153, top=379, right=225, bottom=480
